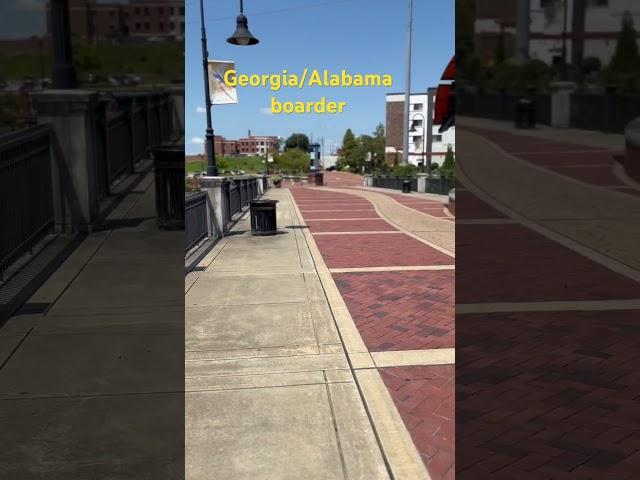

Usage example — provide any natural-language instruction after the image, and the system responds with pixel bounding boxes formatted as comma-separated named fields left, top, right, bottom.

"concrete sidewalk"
left=0, top=167, right=185, bottom=478
left=185, top=187, right=430, bottom=480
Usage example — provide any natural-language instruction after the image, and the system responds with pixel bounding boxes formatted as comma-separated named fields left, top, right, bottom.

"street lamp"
left=199, top=0, right=259, bottom=177
left=227, top=0, right=260, bottom=46
left=409, top=112, right=426, bottom=171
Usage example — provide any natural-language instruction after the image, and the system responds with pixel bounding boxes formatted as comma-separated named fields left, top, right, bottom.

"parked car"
left=326, top=165, right=337, bottom=171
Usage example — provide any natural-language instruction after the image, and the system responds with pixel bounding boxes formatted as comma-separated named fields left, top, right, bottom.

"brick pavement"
left=381, top=365, right=455, bottom=480
left=290, top=181, right=455, bottom=479
left=314, top=234, right=452, bottom=268
left=465, top=126, right=632, bottom=192
left=457, top=123, right=640, bottom=479
left=334, top=271, right=454, bottom=351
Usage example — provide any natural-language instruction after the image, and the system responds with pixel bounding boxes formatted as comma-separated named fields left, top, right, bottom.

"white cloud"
left=195, top=106, right=206, bottom=114
left=191, top=137, right=204, bottom=145
left=259, top=107, right=272, bottom=116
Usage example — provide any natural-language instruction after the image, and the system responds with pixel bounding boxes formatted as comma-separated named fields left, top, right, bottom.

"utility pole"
left=402, top=0, right=413, bottom=165
left=515, top=0, right=530, bottom=64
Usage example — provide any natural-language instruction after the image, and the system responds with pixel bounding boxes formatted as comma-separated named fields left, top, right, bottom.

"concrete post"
left=199, top=176, right=228, bottom=237
left=257, top=175, right=265, bottom=196
left=30, top=90, right=102, bottom=233
left=363, top=174, right=373, bottom=188
left=550, top=82, right=577, bottom=128
left=416, top=173, right=428, bottom=193
left=624, top=117, right=640, bottom=182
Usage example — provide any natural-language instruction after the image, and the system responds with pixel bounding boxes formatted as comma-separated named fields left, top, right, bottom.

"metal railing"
left=372, top=175, right=454, bottom=195
left=0, top=125, right=54, bottom=278
left=571, top=92, right=640, bottom=134
left=185, top=191, right=208, bottom=251
left=184, top=175, right=266, bottom=253
left=457, top=90, right=551, bottom=126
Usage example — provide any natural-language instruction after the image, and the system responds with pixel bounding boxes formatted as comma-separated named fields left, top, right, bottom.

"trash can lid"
left=250, top=199, right=279, bottom=207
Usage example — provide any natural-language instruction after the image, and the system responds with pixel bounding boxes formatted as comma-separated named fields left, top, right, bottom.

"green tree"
left=610, top=11, right=640, bottom=74
left=285, top=133, right=310, bottom=151
left=273, top=149, right=309, bottom=174
left=439, top=146, right=456, bottom=179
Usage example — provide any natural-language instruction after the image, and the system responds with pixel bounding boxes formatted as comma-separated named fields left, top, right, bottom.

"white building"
left=530, top=0, right=639, bottom=66
left=385, top=91, right=455, bottom=168
left=474, top=0, right=640, bottom=68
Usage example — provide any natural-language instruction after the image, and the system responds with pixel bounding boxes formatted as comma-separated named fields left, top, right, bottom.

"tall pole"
left=51, top=0, right=77, bottom=88
left=402, top=0, right=413, bottom=165
left=200, top=0, right=217, bottom=176
left=515, top=0, right=530, bottom=64
left=561, top=0, right=568, bottom=80
left=425, top=87, right=435, bottom=172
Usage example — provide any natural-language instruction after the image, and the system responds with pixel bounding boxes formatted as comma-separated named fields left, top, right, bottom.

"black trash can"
left=250, top=200, right=278, bottom=236
left=402, top=179, right=412, bottom=193
left=515, top=98, right=535, bottom=129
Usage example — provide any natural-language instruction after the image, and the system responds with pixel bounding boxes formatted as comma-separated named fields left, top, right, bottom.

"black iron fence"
left=98, top=92, right=176, bottom=197
left=184, top=176, right=266, bottom=253
left=424, top=177, right=455, bottom=195
left=225, top=176, right=261, bottom=226
left=372, top=175, right=454, bottom=195
left=152, top=144, right=184, bottom=230
left=571, top=92, right=640, bottom=134
left=0, top=125, right=54, bottom=279
left=185, top=191, right=208, bottom=251
left=457, top=90, right=552, bottom=125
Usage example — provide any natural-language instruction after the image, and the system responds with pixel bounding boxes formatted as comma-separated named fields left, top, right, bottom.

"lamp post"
left=409, top=112, right=426, bottom=171
left=402, top=0, right=413, bottom=165
left=51, top=0, right=77, bottom=88
left=200, top=0, right=259, bottom=177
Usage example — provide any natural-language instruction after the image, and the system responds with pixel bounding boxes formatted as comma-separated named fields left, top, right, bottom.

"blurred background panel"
left=457, top=1, right=640, bottom=478
left=0, top=1, right=185, bottom=478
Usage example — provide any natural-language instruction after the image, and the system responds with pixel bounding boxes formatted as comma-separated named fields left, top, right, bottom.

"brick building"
left=213, top=135, right=239, bottom=156
left=45, top=0, right=185, bottom=42
left=236, top=136, right=279, bottom=156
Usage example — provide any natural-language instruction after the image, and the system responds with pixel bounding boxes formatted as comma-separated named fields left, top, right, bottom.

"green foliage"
left=610, top=12, right=640, bottom=74
left=185, top=156, right=266, bottom=175
left=273, top=149, right=309, bottom=174
left=285, top=133, right=310, bottom=151
left=0, top=38, right=183, bottom=84
left=439, top=146, right=456, bottom=179
left=339, top=125, right=385, bottom=173
left=391, top=164, right=418, bottom=177
left=489, top=60, right=552, bottom=90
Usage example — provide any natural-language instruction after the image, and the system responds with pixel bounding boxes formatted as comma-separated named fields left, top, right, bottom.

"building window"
left=159, top=22, right=164, bottom=31
left=144, top=7, right=149, bottom=15
left=135, top=22, right=140, bottom=31
left=170, top=7, right=175, bottom=15
left=180, top=7, right=185, bottom=15
left=411, top=119, right=423, bottom=127
left=135, top=7, right=140, bottom=15
left=145, top=21, right=150, bottom=31
left=159, top=7, right=164, bottom=14
left=433, top=135, right=443, bottom=142
left=170, top=22, right=175, bottom=30
left=412, top=104, right=423, bottom=111
left=181, top=22, right=185, bottom=33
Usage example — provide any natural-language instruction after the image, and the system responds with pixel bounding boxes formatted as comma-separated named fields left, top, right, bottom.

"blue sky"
left=185, top=0, right=454, bottom=154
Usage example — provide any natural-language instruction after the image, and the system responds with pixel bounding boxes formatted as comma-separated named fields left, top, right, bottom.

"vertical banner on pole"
left=208, top=60, right=238, bottom=105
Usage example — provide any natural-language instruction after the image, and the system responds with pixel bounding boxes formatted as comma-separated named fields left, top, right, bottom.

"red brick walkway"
left=290, top=180, right=455, bottom=480
left=456, top=124, right=640, bottom=479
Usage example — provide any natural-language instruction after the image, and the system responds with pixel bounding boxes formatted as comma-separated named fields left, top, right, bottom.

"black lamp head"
left=227, top=14, right=259, bottom=46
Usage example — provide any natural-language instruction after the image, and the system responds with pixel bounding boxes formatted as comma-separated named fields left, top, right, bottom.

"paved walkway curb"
left=288, top=189, right=432, bottom=480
